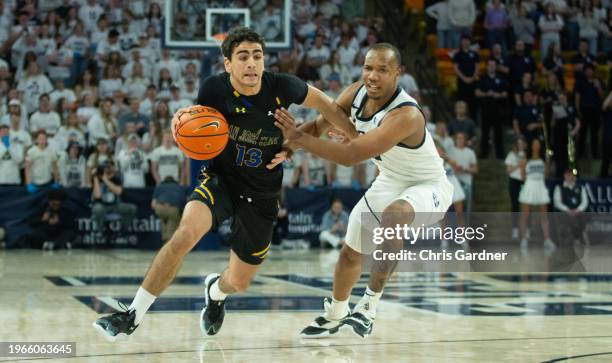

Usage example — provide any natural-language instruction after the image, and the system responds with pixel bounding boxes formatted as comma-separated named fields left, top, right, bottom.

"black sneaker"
left=92, top=302, right=139, bottom=342
left=343, top=297, right=375, bottom=338
left=342, top=312, right=374, bottom=338
left=300, top=298, right=349, bottom=339
left=200, top=273, right=226, bottom=335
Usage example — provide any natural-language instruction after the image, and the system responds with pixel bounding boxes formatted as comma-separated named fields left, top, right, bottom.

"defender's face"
left=225, top=41, right=264, bottom=89
left=362, top=49, right=399, bottom=100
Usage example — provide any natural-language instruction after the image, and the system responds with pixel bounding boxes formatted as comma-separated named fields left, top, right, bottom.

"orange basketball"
left=174, top=105, right=229, bottom=160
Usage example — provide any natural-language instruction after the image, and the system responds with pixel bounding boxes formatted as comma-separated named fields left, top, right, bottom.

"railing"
left=373, top=0, right=407, bottom=48
left=414, top=58, right=454, bottom=123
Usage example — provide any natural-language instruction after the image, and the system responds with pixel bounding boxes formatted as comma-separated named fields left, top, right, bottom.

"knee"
left=381, top=201, right=414, bottom=228
left=166, top=224, right=199, bottom=255
left=226, top=274, right=252, bottom=293
left=340, top=244, right=361, bottom=266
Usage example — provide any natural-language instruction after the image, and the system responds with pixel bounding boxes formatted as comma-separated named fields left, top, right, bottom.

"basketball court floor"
left=1, top=248, right=611, bottom=362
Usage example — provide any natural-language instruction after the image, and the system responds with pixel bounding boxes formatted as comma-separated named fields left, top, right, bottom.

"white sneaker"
left=520, top=239, right=528, bottom=255
left=544, top=239, right=556, bottom=253
left=300, top=298, right=349, bottom=339
left=511, top=228, right=519, bottom=240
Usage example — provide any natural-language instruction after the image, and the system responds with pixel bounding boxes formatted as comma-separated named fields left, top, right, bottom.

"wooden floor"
left=1, top=248, right=612, bottom=362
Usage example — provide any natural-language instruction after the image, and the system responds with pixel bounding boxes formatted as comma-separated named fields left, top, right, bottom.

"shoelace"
left=109, top=301, right=134, bottom=325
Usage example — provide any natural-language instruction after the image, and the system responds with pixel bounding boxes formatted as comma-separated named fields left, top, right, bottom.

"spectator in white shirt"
left=87, top=98, right=118, bottom=147
left=538, top=3, right=564, bottom=59
left=117, top=133, right=148, bottom=188
left=0, top=98, right=28, bottom=131
left=448, top=132, right=478, bottom=212
left=154, top=50, right=181, bottom=85
left=78, top=0, right=104, bottom=34
left=96, top=28, right=122, bottom=67
left=122, top=48, right=152, bottom=81
left=29, top=93, right=61, bottom=136
left=168, top=85, right=191, bottom=116
left=76, top=93, right=98, bottom=126
left=58, top=140, right=86, bottom=187
left=54, top=111, right=85, bottom=151
left=426, top=0, right=453, bottom=48
left=74, top=69, right=99, bottom=104
left=9, top=113, right=32, bottom=150
left=49, top=79, right=76, bottom=109
left=139, top=85, right=157, bottom=118
left=99, top=65, right=124, bottom=99
left=149, top=130, right=185, bottom=185
left=25, top=131, right=59, bottom=190
left=17, top=61, right=54, bottom=114
left=181, top=77, right=198, bottom=103
left=0, top=124, right=23, bottom=186
left=448, top=0, right=477, bottom=48
left=46, top=34, right=73, bottom=83
left=123, top=63, right=149, bottom=100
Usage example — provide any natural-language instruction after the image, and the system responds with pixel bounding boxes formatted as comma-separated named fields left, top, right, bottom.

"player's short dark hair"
left=221, top=27, right=266, bottom=59
left=367, top=43, right=401, bottom=68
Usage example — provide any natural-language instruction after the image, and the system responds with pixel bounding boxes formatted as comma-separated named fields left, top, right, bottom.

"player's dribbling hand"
left=274, top=108, right=303, bottom=142
left=171, top=107, right=192, bottom=142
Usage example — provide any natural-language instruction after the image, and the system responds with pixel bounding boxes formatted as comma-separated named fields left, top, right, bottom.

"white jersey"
left=350, top=85, right=445, bottom=184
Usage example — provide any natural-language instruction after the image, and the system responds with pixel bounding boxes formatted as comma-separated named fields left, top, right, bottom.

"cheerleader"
left=505, top=137, right=526, bottom=240
left=518, top=138, right=555, bottom=252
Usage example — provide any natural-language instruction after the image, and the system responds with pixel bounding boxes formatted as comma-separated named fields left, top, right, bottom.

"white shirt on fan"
left=117, top=148, right=148, bottom=187
left=30, top=111, right=62, bottom=135
left=58, top=153, right=86, bottom=187
left=26, top=145, right=57, bottom=185
left=149, top=145, right=184, bottom=182
left=0, top=142, right=24, bottom=184
left=447, top=146, right=477, bottom=186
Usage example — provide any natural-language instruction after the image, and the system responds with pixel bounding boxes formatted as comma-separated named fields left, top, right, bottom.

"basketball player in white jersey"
left=274, top=43, right=453, bottom=338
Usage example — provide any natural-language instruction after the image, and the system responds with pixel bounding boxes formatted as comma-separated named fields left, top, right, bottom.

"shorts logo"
left=432, top=193, right=439, bottom=208
left=235, top=107, right=246, bottom=113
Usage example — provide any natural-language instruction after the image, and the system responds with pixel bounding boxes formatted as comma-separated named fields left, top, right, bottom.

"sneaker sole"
left=341, top=319, right=373, bottom=339
left=200, top=273, right=221, bottom=335
left=92, top=321, right=128, bottom=343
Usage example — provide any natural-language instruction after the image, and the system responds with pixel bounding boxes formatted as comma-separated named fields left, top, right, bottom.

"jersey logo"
left=267, top=111, right=274, bottom=117
left=235, top=107, right=246, bottom=114
left=433, top=193, right=440, bottom=208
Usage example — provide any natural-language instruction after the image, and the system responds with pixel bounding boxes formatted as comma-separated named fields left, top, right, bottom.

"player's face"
left=225, top=41, right=264, bottom=90
left=362, top=49, right=400, bottom=100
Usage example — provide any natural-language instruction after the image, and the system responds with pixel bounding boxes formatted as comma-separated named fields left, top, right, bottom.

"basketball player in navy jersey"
left=93, top=27, right=357, bottom=341
left=275, top=43, right=453, bottom=338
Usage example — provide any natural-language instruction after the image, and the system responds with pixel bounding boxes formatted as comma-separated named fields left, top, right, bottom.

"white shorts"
left=345, top=173, right=453, bottom=254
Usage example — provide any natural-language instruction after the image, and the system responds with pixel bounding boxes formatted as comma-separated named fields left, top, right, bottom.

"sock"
left=364, top=286, right=383, bottom=306
left=209, top=279, right=228, bottom=301
left=327, top=297, right=350, bottom=320
left=129, top=286, right=157, bottom=325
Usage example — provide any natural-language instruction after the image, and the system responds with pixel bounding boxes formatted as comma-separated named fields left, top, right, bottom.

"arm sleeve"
left=274, top=73, right=308, bottom=105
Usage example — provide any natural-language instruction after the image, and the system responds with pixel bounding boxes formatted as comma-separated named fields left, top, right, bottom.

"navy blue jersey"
left=197, top=71, right=308, bottom=198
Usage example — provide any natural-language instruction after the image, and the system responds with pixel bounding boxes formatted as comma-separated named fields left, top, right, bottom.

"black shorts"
left=188, top=171, right=279, bottom=265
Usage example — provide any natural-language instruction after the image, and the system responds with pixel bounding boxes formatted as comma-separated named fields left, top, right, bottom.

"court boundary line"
left=541, top=351, right=612, bottom=362
left=2, top=335, right=612, bottom=362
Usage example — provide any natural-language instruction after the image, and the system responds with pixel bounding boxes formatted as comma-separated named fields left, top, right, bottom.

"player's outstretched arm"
left=275, top=106, right=423, bottom=166
left=300, top=83, right=360, bottom=139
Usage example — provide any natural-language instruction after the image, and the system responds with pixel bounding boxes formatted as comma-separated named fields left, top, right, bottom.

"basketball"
left=174, top=105, right=229, bottom=160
